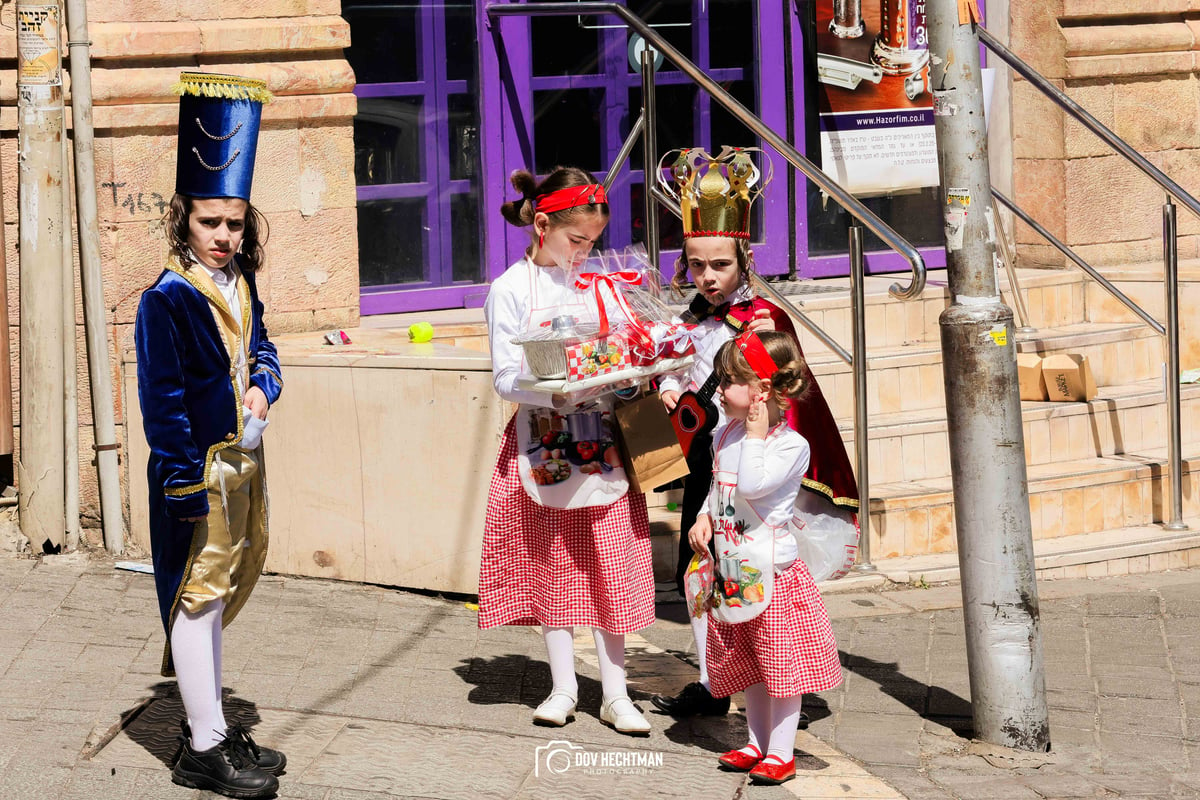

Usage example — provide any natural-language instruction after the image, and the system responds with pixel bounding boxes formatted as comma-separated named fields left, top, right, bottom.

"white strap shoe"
left=600, top=695, right=651, bottom=735
left=533, top=689, right=577, bottom=727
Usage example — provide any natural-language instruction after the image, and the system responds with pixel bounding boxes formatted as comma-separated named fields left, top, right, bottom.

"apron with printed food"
left=513, top=263, right=629, bottom=509
left=707, top=425, right=783, bottom=624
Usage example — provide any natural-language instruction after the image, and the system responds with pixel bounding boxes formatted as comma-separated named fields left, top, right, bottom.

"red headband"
left=535, top=183, right=608, bottom=214
left=735, top=331, right=779, bottom=380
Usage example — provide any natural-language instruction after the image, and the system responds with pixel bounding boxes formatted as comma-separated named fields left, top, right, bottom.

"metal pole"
left=61, top=117, right=80, bottom=550
left=928, top=0, right=1048, bottom=751
left=65, top=0, right=124, bottom=553
left=602, top=113, right=643, bottom=192
left=640, top=46, right=660, bottom=274
left=1163, top=197, right=1187, bottom=531
left=848, top=224, right=874, bottom=572
left=16, top=0, right=68, bottom=552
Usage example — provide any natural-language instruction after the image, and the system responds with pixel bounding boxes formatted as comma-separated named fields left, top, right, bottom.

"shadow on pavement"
left=841, top=652, right=974, bottom=737
left=454, top=653, right=604, bottom=711
left=121, top=682, right=267, bottom=767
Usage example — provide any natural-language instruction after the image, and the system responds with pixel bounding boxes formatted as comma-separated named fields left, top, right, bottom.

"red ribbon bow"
left=574, top=271, right=655, bottom=361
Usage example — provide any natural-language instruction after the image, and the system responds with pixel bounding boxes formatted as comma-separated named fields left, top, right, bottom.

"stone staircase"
left=647, top=263, right=1200, bottom=587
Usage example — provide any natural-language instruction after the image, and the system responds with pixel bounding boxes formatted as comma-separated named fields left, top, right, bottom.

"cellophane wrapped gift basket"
left=512, top=246, right=696, bottom=387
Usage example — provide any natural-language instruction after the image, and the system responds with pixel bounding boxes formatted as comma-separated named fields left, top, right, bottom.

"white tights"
left=689, top=612, right=710, bottom=689
left=541, top=625, right=630, bottom=701
left=170, top=599, right=228, bottom=751
left=741, top=682, right=803, bottom=762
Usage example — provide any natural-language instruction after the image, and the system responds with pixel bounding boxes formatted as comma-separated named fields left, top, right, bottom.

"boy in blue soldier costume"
left=136, top=72, right=284, bottom=799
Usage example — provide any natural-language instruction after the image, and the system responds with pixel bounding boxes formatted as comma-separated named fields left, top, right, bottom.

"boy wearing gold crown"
left=135, top=72, right=285, bottom=799
left=651, top=147, right=858, bottom=723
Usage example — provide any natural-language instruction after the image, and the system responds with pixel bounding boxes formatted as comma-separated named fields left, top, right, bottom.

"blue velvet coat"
left=135, top=255, right=282, bottom=663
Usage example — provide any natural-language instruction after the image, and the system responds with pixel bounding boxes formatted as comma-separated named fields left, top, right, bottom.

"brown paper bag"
left=1017, top=353, right=1048, bottom=401
left=614, top=394, right=690, bottom=493
left=1042, top=353, right=1097, bottom=402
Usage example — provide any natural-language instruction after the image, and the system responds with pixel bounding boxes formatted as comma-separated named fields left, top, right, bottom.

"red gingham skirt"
left=706, top=560, right=843, bottom=698
left=477, top=417, right=655, bottom=634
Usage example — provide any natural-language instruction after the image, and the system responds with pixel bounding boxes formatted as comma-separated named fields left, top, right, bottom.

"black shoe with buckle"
left=171, top=732, right=278, bottom=799
left=650, top=681, right=731, bottom=717
left=179, top=719, right=287, bottom=776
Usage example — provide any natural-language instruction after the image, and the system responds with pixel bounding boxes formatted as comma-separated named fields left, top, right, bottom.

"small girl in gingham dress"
left=688, top=331, right=843, bottom=786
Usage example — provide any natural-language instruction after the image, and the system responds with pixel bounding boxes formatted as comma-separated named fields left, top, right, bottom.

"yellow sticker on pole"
left=988, top=324, right=1007, bottom=346
left=17, top=5, right=61, bottom=86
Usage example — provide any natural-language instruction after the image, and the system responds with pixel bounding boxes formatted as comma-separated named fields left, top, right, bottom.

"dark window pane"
left=358, top=199, right=427, bottom=286
left=444, top=3, right=477, bottom=82
left=531, top=6, right=601, bottom=76
left=806, top=186, right=945, bottom=256
left=710, top=79, right=758, bottom=152
left=628, top=181, right=684, bottom=252
left=447, top=94, right=480, bottom=181
left=353, top=97, right=423, bottom=185
left=451, top=191, right=483, bottom=283
left=708, top=0, right=754, bottom=69
left=342, top=2, right=419, bottom=84
left=626, top=0, right=692, bottom=67
left=534, top=89, right=604, bottom=174
left=628, top=83, right=697, bottom=170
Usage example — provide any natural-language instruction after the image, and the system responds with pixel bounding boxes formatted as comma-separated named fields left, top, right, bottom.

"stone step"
left=646, top=447, right=1200, bottom=577
left=786, top=266, right=1090, bottom=354
left=806, top=321, right=1164, bottom=423
left=837, top=379, right=1200, bottom=485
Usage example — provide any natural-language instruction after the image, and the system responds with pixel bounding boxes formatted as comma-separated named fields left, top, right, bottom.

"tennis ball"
left=408, top=322, right=434, bottom=343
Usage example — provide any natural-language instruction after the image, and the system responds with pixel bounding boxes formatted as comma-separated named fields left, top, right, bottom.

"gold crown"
left=657, top=146, right=772, bottom=239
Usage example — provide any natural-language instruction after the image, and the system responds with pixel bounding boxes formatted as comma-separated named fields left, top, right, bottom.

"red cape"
left=724, top=297, right=859, bottom=512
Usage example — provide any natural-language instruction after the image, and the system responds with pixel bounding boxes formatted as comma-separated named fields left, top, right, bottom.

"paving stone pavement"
left=3, top=551, right=1200, bottom=798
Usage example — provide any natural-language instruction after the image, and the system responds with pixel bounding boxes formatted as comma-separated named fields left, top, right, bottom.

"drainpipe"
left=62, top=116, right=80, bottom=550
left=16, top=0, right=68, bottom=552
left=65, top=0, right=124, bottom=554
left=0, top=115, right=14, bottom=493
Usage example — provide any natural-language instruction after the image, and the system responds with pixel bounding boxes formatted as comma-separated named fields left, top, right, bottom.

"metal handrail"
left=980, top=26, right=1189, bottom=529
left=979, top=27, right=1200, bottom=221
left=486, top=1, right=927, bottom=301
left=992, top=189, right=1165, bottom=335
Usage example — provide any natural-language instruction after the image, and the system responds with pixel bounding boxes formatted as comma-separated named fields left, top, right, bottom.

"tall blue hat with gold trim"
left=171, top=72, right=273, bottom=200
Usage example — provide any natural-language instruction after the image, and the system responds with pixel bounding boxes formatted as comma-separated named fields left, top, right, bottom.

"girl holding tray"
left=478, top=166, right=654, bottom=735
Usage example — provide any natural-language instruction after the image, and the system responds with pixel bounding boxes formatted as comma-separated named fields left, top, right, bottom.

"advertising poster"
left=814, top=0, right=938, bottom=196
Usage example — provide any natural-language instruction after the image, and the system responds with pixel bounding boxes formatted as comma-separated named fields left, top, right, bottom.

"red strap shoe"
left=717, top=744, right=762, bottom=772
left=748, top=754, right=796, bottom=784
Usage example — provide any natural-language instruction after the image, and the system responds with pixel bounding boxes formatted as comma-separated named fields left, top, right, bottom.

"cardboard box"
left=1042, top=353, right=1097, bottom=402
left=1017, top=353, right=1048, bottom=401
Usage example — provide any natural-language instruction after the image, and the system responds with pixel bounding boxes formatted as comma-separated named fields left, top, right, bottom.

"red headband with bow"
left=735, top=330, right=779, bottom=380
left=536, top=183, right=608, bottom=214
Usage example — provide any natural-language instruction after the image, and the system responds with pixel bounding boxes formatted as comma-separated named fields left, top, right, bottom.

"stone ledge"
left=1066, top=50, right=1198, bottom=79
left=0, top=60, right=355, bottom=106
left=1063, top=22, right=1195, bottom=58
left=0, top=93, right=357, bottom=133
left=0, top=16, right=350, bottom=61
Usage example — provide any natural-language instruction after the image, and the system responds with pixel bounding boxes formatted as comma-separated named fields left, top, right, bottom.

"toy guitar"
left=669, top=295, right=747, bottom=458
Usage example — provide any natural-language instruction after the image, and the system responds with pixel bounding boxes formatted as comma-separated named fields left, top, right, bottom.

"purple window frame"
left=355, top=5, right=489, bottom=315
left=478, top=0, right=793, bottom=288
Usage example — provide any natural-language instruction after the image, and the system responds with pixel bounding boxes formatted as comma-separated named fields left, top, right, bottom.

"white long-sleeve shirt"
left=701, top=421, right=810, bottom=566
left=484, top=257, right=593, bottom=409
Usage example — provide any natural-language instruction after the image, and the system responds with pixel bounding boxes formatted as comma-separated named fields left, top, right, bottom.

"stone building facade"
left=0, top=0, right=358, bottom=540
left=0, top=0, right=1196, bottom=543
